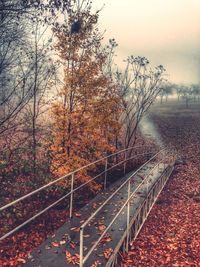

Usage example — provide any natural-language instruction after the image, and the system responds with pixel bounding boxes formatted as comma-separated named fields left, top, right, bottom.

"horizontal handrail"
left=0, top=150, right=154, bottom=241
left=80, top=149, right=163, bottom=230
left=105, top=151, right=154, bottom=174
left=0, top=144, right=150, bottom=212
left=68, top=149, right=152, bottom=194
left=0, top=190, right=71, bottom=241
left=0, top=145, right=155, bottom=241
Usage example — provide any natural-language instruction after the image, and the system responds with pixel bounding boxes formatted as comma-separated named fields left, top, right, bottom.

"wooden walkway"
left=25, top=158, right=173, bottom=267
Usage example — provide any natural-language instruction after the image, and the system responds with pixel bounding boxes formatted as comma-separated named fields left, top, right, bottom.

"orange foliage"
left=50, top=9, right=122, bottom=190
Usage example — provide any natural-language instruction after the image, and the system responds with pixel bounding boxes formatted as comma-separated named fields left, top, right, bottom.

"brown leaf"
left=52, top=242, right=59, bottom=247
left=103, top=248, right=113, bottom=259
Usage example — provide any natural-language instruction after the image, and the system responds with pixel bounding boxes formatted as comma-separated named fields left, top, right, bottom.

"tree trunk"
left=32, top=24, right=38, bottom=177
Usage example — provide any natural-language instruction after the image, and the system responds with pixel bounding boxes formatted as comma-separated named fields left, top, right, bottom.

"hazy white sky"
left=93, top=0, right=200, bottom=84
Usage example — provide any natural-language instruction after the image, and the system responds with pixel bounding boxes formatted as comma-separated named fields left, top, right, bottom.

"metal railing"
left=106, top=164, right=174, bottom=267
left=79, top=149, right=174, bottom=267
left=0, top=144, right=154, bottom=241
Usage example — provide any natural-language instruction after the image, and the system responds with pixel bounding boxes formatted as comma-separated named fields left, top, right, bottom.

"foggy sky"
left=93, top=0, right=200, bottom=84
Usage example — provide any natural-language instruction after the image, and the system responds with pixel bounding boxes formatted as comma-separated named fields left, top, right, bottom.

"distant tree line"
left=159, top=83, right=200, bottom=107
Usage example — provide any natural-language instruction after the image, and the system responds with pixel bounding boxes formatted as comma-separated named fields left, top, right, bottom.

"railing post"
left=126, top=180, right=131, bottom=251
left=163, top=152, right=165, bottom=169
left=70, top=173, right=74, bottom=218
left=104, top=158, right=108, bottom=190
left=146, top=176, right=149, bottom=195
left=124, top=150, right=127, bottom=175
left=80, top=226, right=84, bottom=267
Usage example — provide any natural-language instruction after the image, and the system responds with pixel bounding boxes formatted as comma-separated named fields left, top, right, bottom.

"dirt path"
left=119, top=101, right=200, bottom=267
left=140, top=115, right=164, bottom=148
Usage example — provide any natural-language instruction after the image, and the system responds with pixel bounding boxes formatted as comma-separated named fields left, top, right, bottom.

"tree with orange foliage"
left=50, top=2, right=121, bottom=189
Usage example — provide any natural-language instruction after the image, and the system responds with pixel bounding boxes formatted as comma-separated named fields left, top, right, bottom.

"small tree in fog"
left=159, top=83, right=173, bottom=103
left=115, top=56, right=165, bottom=149
left=175, top=85, right=182, bottom=101
left=180, top=85, right=192, bottom=108
left=191, top=84, right=200, bottom=102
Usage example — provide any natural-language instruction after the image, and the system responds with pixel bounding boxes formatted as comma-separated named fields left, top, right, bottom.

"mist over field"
left=94, top=0, right=200, bottom=84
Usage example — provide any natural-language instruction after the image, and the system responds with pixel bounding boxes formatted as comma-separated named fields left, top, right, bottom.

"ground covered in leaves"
left=119, top=101, right=200, bottom=267
left=0, top=136, right=154, bottom=267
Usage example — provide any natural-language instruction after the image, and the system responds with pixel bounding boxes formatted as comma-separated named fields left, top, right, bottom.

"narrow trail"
left=140, top=115, right=164, bottom=148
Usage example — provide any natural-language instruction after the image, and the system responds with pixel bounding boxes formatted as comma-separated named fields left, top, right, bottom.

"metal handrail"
left=80, top=150, right=163, bottom=229
left=0, top=144, right=153, bottom=241
left=79, top=149, right=168, bottom=266
left=106, top=159, right=174, bottom=266
left=70, top=151, right=153, bottom=195
left=0, top=144, right=148, bottom=212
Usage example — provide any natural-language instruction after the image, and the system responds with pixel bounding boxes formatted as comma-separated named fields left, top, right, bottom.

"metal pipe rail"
left=106, top=164, right=174, bottom=267
left=0, top=144, right=154, bottom=241
left=79, top=149, right=168, bottom=267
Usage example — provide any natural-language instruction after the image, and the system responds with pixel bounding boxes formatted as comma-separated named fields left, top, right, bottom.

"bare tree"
left=0, top=0, right=68, bottom=184
left=0, top=0, right=72, bottom=134
left=115, top=56, right=165, bottom=149
left=159, top=82, right=173, bottom=103
left=179, top=85, right=192, bottom=108
left=191, top=84, right=200, bottom=102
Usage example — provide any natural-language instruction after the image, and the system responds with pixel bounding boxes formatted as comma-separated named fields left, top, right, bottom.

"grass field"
left=120, top=99, right=200, bottom=267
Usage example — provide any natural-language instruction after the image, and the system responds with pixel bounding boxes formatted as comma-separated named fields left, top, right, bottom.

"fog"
left=93, top=0, right=200, bottom=84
